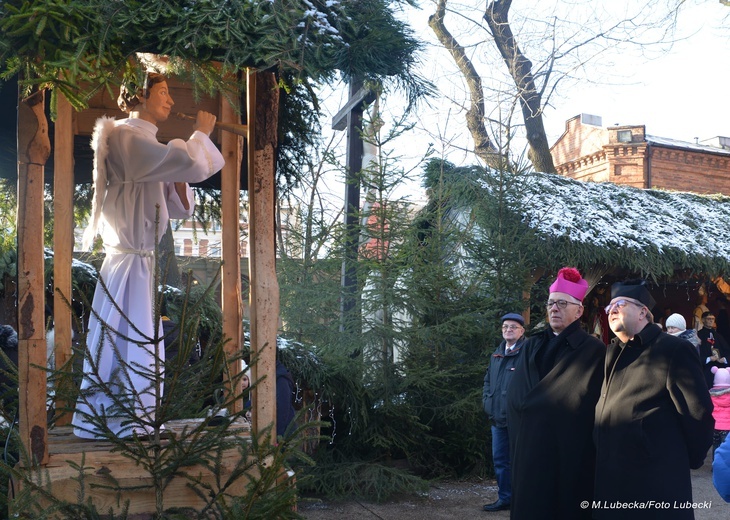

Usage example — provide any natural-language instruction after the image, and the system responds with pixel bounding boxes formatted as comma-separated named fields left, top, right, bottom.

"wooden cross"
left=332, top=78, right=376, bottom=336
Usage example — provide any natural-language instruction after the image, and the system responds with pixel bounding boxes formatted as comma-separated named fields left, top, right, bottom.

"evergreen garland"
left=0, top=0, right=429, bottom=109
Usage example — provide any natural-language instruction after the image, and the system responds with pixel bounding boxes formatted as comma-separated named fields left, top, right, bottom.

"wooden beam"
left=247, top=70, right=280, bottom=439
left=337, top=77, right=371, bottom=335
left=53, top=91, right=75, bottom=426
left=12, top=424, right=254, bottom=516
left=331, top=86, right=376, bottom=131
left=16, top=87, right=50, bottom=465
left=220, top=84, right=244, bottom=412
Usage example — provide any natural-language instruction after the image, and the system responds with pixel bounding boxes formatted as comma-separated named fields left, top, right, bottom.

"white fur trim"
left=82, top=116, right=117, bottom=250
left=710, top=386, right=730, bottom=397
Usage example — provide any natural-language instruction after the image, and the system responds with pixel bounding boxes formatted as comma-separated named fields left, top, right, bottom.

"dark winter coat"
left=506, top=320, right=605, bottom=520
left=276, top=361, right=296, bottom=438
left=698, top=327, right=730, bottom=388
left=0, top=324, right=19, bottom=413
left=483, top=336, right=525, bottom=428
left=676, top=328, right=701, bottom=350
left=593, top=324, right=714, bottom=520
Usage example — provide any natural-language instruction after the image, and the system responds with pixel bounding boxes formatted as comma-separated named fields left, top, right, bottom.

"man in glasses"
left=593, top=279, right=713, bottom=519
left=482, top=313, right=525, bottom=512
left=507, top=267, right=605, bottom=519
left=698, top=311, right=730, bottom=388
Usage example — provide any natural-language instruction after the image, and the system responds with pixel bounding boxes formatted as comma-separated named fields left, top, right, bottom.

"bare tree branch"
left=484, top=0, right=556, bottom=173
left=426, top=0, right=688, bottom=174
left=428, top=0, right=505, bottom=169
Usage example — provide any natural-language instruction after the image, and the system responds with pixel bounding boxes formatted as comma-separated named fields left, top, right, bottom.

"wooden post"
left=16, top=87, right=51, bottom=465
left=220, top=89, right=244, bottom=412
left=53, top=91, right=75, bottom=425
left=331, top=79, right=375, bottom=337
left=247, top=70, right=280, bottom=438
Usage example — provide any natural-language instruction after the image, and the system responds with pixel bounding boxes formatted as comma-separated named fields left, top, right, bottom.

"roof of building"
left=646, top=135, right=730, bottom=157
left=431, top=160, right=730, bottom=280
left=515, top=171, right=730, bottom=277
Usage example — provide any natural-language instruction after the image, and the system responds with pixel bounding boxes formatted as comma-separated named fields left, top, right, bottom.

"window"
left=617, top=130, right=632, bottom=143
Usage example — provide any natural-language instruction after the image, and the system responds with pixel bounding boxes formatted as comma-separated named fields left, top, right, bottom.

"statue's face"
left=138, top=80, right=174, bottom=124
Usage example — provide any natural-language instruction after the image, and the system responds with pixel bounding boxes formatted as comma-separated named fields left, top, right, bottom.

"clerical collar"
left=617, top=323, right=655, bottom=348
left=552, top=319, right=581, bottom=338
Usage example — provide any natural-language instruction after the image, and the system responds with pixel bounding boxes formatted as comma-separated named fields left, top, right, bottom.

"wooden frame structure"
left=13, top=69, right=280, bottom=514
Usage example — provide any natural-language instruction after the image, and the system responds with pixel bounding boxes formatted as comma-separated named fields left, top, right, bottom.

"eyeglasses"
left=545, top=299, right=582, bottom=310
left=502, top=324, right=522, bottom=331
left=604, top=299, right=643, bottom=314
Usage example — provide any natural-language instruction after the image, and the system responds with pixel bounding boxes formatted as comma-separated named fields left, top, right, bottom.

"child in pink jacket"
left=711, top=366, right=730, bottom=454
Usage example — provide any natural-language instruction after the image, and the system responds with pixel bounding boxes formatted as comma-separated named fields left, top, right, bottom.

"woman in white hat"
left=665, top=313, right=701, bottom=353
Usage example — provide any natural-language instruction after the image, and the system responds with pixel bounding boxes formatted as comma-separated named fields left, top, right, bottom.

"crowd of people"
left=482, top=268, right=729, bottom=519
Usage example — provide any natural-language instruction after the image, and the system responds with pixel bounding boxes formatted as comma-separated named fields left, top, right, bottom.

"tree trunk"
left=429, top=0, right=505, bottom=169
left=484, top=0, right=556, bottom=173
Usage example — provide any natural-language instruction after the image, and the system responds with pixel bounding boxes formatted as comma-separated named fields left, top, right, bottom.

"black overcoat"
left=507, top=321, right=605, bottom=520
left=593, top=324, right=714, bottom=520
left=697, top=327, right=730, bottom=388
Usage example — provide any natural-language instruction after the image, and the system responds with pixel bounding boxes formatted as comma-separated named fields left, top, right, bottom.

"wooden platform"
left=12, top=420, right=256, bottom=517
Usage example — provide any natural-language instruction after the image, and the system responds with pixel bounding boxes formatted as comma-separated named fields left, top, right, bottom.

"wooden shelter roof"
left=0, top=1, right=432, bottom=190
left=429, top=161, right=730, bottom=280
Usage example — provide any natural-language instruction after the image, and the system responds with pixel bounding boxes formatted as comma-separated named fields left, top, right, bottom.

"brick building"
left=551, top=114, right=730, bottom=194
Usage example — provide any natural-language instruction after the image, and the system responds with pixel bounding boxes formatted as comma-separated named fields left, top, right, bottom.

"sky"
left=312, top=1, right=730, bottom=208
left=540, top=1, right=730, bottom=144
left=364, top=0, right=730, bottom=168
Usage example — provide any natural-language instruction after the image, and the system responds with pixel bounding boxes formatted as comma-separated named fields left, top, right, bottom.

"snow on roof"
left=646, top=135, right=730, bottom=157
left=472, top=169, right=730, bottom=278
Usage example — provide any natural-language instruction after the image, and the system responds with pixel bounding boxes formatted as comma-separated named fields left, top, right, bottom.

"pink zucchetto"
left=549, top=267, right=589, bottom=302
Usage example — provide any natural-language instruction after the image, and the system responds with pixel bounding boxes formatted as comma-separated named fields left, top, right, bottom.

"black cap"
left=610, top=279, right=656, bottom=310
left=501, top=312, right=525, bottom=326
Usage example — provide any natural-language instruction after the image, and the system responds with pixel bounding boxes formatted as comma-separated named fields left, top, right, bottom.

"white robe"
left=72, top=118, right=225, bottom=439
